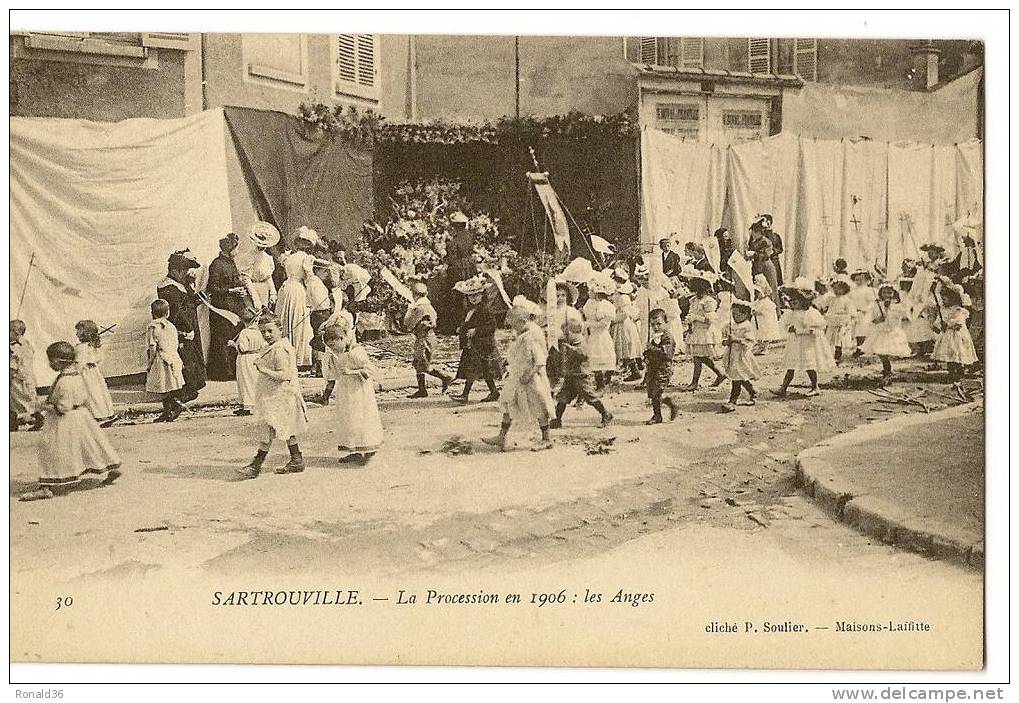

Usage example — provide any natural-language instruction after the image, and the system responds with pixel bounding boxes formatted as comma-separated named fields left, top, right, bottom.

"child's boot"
left=408, top=373, right=429, bottom=399
left=278, top=443, right=305, bottom=474
left=662, top=396, right=678, bottom=421
left=531, top=424, right=554, bottom=452
left=237, top=449, right=268, bottom=479
left=549, top=403, right=566, bottom=430
left=481, top=421, right=511, bottom=451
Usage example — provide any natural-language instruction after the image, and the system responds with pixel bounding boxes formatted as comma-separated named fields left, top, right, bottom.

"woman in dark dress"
left=747, top=221, right=780, bottom=307
left=205, top=235, right=247, bottom=381
left=756, top=214, right=785, bottom=286
left=714, top=227, right=736, bottom=275
left=451, top=275, right=502, bottom=404
left=157, top=250, right=207, bottom=403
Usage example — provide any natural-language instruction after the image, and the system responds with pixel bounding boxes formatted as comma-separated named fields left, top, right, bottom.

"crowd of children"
left=12, top=215, right=982, bottom=499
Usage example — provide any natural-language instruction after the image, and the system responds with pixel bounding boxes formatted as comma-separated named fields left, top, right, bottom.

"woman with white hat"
left=276, top=227, right=318, bottom=368
left=243, top=221, right=280, bottom=310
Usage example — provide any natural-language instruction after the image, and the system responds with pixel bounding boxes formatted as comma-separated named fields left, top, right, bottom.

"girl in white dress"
left=145, top=299, right=186, bottom=423
left=931, top=284, right=978, bottom=383
left=10, top=320, right=43, bottom=431
left=237, top=317, right=309, bottom=478
left=231, top=307, right=264, bottom=416
left=276, top=228, right=317, bottom=368
left=899, top=278, right=936, bottom=354
left=74, top=319, right=116, bottom=426
left=18, top=341, right=121, bottom=501
left=848, top=270, right=877, bottom=357
left=322, top=321, right=383, bottom=463
left=751, top=277, right=782, bottom=354
left=582, top=275, right=618, bottom=390
left=720, top=301, right=760, bottom=412
left=824, top=280, right=857, bottom=364
left=611, top=283, right=644, bottom=381
left=681, top=271, right=725, bottom=391
left=657, top=277, right=686, bottom=357
left=861, top=282, right=912, bottom=384
left=482, top=297, right=556, bottom=452
left=773, top=279, right=833, bottom=397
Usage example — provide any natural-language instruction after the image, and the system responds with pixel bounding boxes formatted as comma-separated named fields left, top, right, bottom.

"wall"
left=9, top=42, right=188, bottom=120
left=782, top=68, right=982, bottom=143
left=202, top=33, right=409, bottom=235
left=202, top=33, right=409, bottom=119
left=412, top=35, right=638, bottom=121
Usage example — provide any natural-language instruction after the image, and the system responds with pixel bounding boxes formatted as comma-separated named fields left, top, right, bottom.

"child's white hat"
left=510, top=295, right=541, bottom=318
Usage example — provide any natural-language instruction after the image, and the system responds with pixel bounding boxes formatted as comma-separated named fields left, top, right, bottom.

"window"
left=626, top=37, right=703, bottom=68
left=748, top=38, right=771, bottom=73
left=793, top=38, right=818, bottom=81
left=243, top=34, right=309, bottom=88
left=9, top=31, right=187, bottom=68
left=655, top=102, right=701, bottom=140
left=722, top=109, right=765, bottom=142
left=334, top=34, right=380, bottom=101
left=662, top=38, right=705, bottom=69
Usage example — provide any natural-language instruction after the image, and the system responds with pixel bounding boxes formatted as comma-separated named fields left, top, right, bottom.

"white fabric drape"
left=10, top=109, right=232, bottom=382
left=641, top=127, right=983, bottom=281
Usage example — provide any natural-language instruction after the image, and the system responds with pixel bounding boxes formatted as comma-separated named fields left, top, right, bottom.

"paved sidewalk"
left=796, top=403, right=984, bottom=569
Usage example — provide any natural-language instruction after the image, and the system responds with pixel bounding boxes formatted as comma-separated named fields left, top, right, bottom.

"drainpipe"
left=514, top=36, right=520, bottom=119
left=200, top=32, right=208, bottom=110
left=408, top=35, right=418, bottom=121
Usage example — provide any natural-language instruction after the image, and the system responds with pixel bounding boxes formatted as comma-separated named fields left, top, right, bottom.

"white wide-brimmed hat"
left=248, top=221, right=281, bottom=248
left=562, top=257, right=595, bottom=284
left=510, top=294, right=541, bottom=319
left=588, top=270, right=617, bottom=296
left=450, top=211, right=469, bottom=225
left=453, top=274, right=488, bottom=296
left=294, top=226, right=320, bottom=246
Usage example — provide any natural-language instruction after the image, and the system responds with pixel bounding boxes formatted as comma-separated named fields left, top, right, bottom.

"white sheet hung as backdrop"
left=10, top=109, right=233, bottom=383
left=640, top=128, right=983, bottom=280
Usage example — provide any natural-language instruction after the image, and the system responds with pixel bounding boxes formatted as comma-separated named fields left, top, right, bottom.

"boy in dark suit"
left=645, top=308, right=678, bottom=424
left=549, top=319, right=612, bottom=428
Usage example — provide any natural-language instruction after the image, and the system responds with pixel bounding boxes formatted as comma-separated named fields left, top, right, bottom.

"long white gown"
left=325, top=345, right=383, bottom=454
left=74, top=342, right=115, bottom=420
left=276, top=251, right=314, bottom=367
left=235, top=326, right=264, bottom=409
left=38, top=370, right=120, bottom=488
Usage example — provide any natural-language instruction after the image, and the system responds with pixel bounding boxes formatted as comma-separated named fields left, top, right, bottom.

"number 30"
left=55, top=596, right=73, bottom=610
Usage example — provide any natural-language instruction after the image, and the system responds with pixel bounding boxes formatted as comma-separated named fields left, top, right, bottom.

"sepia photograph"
left=5, top=8, right=1008, bottom=691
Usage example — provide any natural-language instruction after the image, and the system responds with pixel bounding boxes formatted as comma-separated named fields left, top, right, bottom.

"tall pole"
left=514, top=36, right=520, bottom=119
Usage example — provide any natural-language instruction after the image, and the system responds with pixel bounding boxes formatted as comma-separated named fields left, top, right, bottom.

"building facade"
left=10, top=31, right=980, bottom=134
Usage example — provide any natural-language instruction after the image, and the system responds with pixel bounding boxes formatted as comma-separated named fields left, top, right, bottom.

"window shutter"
left=141, top=32, right=194, bottom=50
left=337, top=34, right=358, bottom=83
left=793, top=38, right=818, bottom=81
left=355, top=34, right=376, bottom=87
left=639, top=37, right=659, bottom=65
left=748, top=38, right=771, bottom=73
left=681, top=38, right=704, bottom=68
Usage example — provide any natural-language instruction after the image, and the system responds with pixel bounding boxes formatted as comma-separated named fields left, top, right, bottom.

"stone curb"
left=795, top=402, right=984, bottom=570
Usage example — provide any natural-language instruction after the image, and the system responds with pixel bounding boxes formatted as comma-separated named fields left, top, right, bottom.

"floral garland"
left=296, top=103, right=638, bottom=145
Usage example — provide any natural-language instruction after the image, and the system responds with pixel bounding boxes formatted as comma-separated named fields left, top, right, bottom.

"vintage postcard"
left=8, top=11, right=995, bottom=677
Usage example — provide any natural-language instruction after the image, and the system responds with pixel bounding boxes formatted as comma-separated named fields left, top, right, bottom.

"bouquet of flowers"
left=352, top=179, right=515, bottom=322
